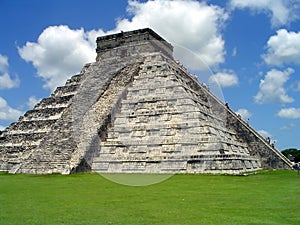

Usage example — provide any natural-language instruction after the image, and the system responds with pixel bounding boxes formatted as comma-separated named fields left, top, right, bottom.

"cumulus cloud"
left=115, top=0, right=228, bottom=69
left=229, top=0, right=300, bottom=27
left=27, top=96, right=41, bottom=109
left=258, top=130, right=272, bottom=139
left=18, top=25, right=104, bottom=90
left=277, top=108, right=300, bottom=119
left=0, top=97, right=23, bottom=121
left=254, top=68, right=294, bottom=104
left=0, top=54, right=9, bottom=72
left=0, top=73, right=20, bottom=90
left=209, top=70, right=238, bottom=88
left=0, top=125, right=5, bottom=131
left=236, top=108, right=252, bottom=121
left=262, top=29, right=300, bottom=66
left=18, top=1, right=229, bottom=90
left=0, top=54, right=20, bottom=89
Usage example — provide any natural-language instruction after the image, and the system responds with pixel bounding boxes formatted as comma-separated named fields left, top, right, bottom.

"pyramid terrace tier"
left=0, top=28, right=293, bottom=174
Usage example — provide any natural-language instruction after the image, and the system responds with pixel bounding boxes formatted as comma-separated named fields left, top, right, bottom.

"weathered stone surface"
left=0, top=28, right=292, bottom=174
left=92, top=54, right=262, bottom=174
left=0, top=73, right=84, bottom=172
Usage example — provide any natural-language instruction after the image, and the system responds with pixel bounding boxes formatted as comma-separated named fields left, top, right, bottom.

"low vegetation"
left=0, top=170, right=299, bottom=225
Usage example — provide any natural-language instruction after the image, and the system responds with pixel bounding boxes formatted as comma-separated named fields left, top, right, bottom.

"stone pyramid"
left=0, top=28, right=292, bottom=174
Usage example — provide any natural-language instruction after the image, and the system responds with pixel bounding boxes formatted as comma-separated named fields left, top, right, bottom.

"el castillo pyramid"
left=0, top=28, right=292, bottom=174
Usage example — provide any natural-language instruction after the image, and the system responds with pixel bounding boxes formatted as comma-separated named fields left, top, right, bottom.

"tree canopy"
left=282, top=148, right=300, bottom=162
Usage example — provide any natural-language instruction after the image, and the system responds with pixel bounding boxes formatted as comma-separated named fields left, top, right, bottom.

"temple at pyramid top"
left=0, top=28, right=293, bottom=175
left=95, top=28, right=173, bottom=61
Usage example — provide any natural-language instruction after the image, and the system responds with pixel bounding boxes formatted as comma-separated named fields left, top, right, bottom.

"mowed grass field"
left=0, top=170, right=299, bottom=225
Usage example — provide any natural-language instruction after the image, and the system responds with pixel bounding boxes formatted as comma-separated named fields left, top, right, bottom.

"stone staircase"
left=0, top=28, right=292, bottom=174
left=69, top=62, right=142, bottom=172
left=14, top=57, right=143, bottom=174
left=91, top=53, right=264, bottom=174
left=0, top=74, right=83, bottom=172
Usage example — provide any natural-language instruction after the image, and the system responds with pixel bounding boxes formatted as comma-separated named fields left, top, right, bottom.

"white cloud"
left=18, top=1, right=229, bottom=90
left=236, top=108, right=252, bottom=121
left=0, top=97, right=23, bottom=121
left=209, top=70, right=238, bottom=87
left=254, top=68, right=294, bottom=104
left=0, top=73, right=20, bottom=90
left=0, top=54, right=20, bottom=89
left=280, top=123, right=296, bottom=130
left=18, top=25, right=105, bottom=90
left=258, top=130, right=272, bottom=139
left=0, top=125, right=5, bottom=131
left=262, top=29, right=300, bottom=66
left=0, top=54, right=9, bottom=72
left=277, top=108, right=300, bottom=119
left=27, top=96, right=41, bottom=109
left=229, top=0, right=300, bottom=27
left=115, top=0, right=228, bottom=69
left=295, top=82, right=300, bottom=91
left=232, top=47, right=237, bottom=57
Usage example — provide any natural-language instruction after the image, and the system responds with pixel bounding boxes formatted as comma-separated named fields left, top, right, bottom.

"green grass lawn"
left=0, top=170, right=299, bottom=225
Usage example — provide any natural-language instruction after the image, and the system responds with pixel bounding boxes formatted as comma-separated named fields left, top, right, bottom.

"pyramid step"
left=51, top=84, right=80, bottom=97
left=65, top=74, right=83, bottom=86
left=4, top=120, right=57, bottom=133
left=34, top=95, right=73, bottom=109
left=0, top=28, right=292, bottom=175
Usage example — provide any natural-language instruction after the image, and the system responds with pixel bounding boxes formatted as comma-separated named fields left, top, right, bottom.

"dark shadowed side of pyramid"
left=0, top=28, right=293, bottom=174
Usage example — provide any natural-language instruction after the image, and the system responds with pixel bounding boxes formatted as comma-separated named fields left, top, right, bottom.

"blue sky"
left=0, top=0, right=299, bottom=150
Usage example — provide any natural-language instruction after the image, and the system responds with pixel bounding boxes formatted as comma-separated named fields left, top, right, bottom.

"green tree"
left=282, top=148, right=300, bottom=162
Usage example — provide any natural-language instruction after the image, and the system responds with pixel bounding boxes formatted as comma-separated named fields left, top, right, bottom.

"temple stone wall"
left=15, top=59, right=142, bottom=174
left=225, top=111, right=291, bottom=169
left=96, top=28, right=173, bottom=61
left=0, top=74, right=83, bottom=172
left=92, top=53, right=263, bottom=174
left=0, top=28, right=292, bottom=174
